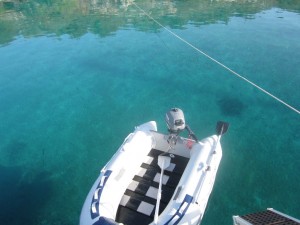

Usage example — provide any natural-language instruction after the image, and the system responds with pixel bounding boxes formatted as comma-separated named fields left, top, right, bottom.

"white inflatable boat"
left=80, top=108, right=229, bottom=225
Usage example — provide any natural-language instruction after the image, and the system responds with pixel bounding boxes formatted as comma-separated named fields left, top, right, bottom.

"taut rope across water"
left=133, top=2, right=300, bottom=115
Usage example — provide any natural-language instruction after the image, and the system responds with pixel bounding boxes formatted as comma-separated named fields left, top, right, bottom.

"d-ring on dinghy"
left=80, top=108, right=229, bottom=225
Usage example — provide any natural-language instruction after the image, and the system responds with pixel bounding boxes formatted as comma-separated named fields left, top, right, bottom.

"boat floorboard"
left=116, top=148, right=189, bottom=225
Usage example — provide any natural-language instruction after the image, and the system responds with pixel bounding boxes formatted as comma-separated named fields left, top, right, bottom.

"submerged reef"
left=217, top=96, right=245, bottom=116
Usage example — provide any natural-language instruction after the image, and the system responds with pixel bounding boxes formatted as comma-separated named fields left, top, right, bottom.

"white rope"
left=133, top=2, right=300, bottom=115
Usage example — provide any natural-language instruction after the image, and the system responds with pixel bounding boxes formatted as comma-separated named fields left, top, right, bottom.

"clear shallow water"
left=0, top=0, right=299, bottom=224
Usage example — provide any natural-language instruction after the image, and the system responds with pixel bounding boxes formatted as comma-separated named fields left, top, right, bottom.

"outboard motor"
left=165, top=108, right=199, bottom=142
left=165, top=108, right=186, bottom=134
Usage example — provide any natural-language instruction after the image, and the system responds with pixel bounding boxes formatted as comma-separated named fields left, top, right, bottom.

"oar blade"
left=216, top=121, right=229, bottom=136
left=158, top=155, right=171, bottom=170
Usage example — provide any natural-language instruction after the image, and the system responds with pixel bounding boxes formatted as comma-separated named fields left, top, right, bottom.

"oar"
left=215, top=121, right=229, bottom=144
left=154, top=154, right=171, bottom=224
left=216, top=121, right=229, bottom=136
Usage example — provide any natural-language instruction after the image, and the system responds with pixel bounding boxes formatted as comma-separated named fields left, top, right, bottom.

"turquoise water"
left=0, top=0, right=299, bottom=224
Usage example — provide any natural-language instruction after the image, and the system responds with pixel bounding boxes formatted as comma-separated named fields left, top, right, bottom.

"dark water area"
left=0, top=165, right=52, bottom=224
left=0, top=0, right=300, bottom=225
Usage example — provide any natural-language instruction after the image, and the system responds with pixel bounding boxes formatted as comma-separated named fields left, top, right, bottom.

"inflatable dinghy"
left=80, top=108, right=229, bottom=225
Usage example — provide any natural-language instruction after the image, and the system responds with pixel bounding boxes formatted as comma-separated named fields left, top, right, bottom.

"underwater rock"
left=218, top=96, right=245, bottom=116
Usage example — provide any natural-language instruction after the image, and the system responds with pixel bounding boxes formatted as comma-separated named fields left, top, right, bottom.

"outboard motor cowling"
left=165, top=108, right=186, bottom=134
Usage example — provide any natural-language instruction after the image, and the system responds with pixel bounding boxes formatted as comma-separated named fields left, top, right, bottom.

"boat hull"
left=80, top=121, right=222, bottom=225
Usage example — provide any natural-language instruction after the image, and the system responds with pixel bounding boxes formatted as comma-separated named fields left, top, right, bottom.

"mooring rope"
left=133, top=2, right=300, bottom=115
